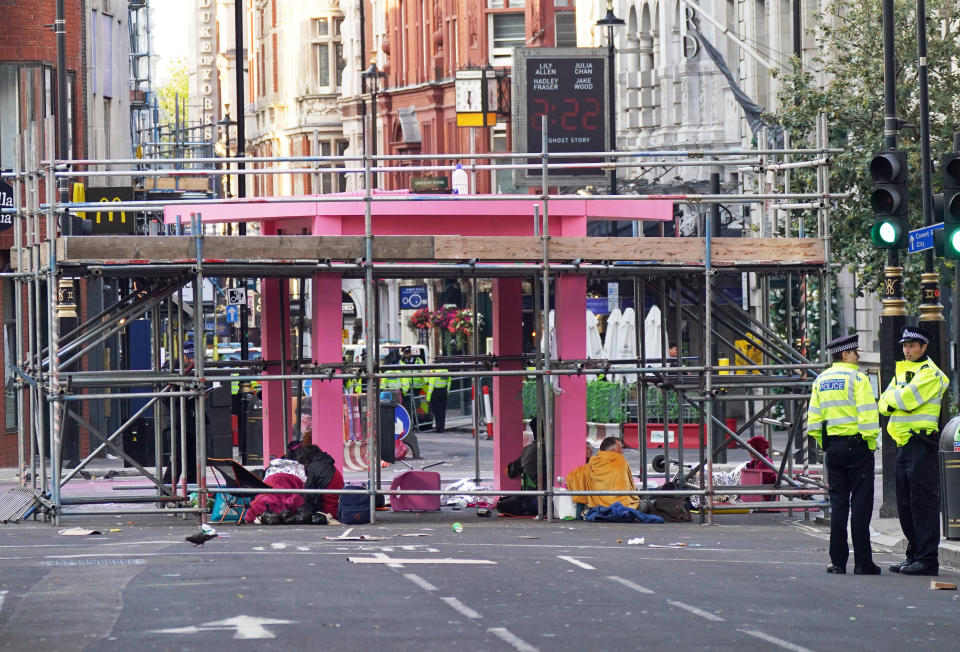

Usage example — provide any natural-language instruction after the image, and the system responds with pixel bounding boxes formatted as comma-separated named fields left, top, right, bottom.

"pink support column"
left=492, top=278, right=524, bottom=490
left=260, top=277, right=289, bottom=463
left=554, top=274, right=587, bottom=479
left=310, top=274, right=345, bottom=469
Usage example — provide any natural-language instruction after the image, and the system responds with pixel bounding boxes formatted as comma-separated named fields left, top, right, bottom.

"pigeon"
left=185, top=530, right=218, bottom=547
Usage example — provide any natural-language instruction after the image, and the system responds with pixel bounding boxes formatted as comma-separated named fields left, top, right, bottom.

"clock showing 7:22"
left=525, top=57, right=606, bottom=176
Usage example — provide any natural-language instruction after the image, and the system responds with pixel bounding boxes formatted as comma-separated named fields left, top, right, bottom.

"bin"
left=939, top=417, right=960, bottom=540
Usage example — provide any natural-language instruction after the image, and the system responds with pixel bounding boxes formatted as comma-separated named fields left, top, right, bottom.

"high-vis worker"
left=879, top=325, right=949, bottom=577
left=806, top=334, right=881, bottom=576
left=426, top=369, right=450, bottom=433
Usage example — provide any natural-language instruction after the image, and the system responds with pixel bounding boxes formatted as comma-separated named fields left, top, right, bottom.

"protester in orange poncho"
left=565, top=437, right=639, bottom=510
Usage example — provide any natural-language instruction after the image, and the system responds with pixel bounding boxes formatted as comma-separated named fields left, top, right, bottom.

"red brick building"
left=0, top=0, right=86, bottom=466
left=357, top=0, right=574, bottom=193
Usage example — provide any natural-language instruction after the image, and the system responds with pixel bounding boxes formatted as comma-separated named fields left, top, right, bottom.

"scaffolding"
left=3, top=112, right=844, bottom=525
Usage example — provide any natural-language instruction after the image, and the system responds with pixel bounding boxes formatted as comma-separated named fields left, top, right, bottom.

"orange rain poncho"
left=565, top=450, right=639, bottom=510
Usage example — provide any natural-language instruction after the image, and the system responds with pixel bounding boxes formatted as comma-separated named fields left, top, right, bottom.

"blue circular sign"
left=393, top=405, right=411, bottom=440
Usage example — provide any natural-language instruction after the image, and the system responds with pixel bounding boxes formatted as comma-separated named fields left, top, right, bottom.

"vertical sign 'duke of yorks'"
left=197, top=0, right=218, bottom=140
left=511, top=48, right=609, bottom=188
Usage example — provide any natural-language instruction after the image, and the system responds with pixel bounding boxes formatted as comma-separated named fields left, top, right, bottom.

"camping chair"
left=208, top=458, right=271, bottom=524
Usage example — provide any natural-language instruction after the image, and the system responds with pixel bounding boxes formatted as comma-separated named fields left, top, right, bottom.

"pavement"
left=2, top=426, right=959, bottom=569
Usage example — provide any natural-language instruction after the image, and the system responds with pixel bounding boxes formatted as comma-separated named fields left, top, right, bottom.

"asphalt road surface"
left=0, top=513, right=957, bottom=651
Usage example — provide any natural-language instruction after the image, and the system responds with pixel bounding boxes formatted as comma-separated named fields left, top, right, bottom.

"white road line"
left=0, top=590, right=6, bottom=611
left=607, top=575, right=655, bottom=594
left=557, top=555, right=595, bottom=570
left=667, top=600, right=725, bottom=622
left=404, top=573, right=438, bottom=592
left=488, top=627, right=538, bottom=652
left=738, top=630, right=814, bottom=652
left=441, top=596, right=482, bottom=619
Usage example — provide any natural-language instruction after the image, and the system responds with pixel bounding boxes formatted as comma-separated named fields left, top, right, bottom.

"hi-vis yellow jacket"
left=806, top=362, right=880, bottom=450
left=878, top=357, right=948, bottom=446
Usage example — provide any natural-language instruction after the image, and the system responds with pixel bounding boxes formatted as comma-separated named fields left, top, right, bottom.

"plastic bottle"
left=954, top=427, right=960, bottom=452
left=451, top=163, right=469, bottom=195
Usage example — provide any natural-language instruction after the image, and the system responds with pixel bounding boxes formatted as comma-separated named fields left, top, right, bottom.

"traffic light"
left=869, top=150, right=908, bottom=249
left=938, top=153, right=960, bottom=259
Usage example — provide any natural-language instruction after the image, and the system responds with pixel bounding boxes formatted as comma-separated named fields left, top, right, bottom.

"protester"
left=566, top=437, right=640, bottom=510
left=295, top=444, right=344, bottom=516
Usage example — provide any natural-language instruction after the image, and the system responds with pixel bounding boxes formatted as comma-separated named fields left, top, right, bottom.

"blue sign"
left=586, top=297, right=609, bottom=314
left=400, top=285, right=428, bottom=310
left=226, top=305, right=239, bottom=323
left=393, top=405, right=411, bottom=440
left=908, top=223, right=943, bottom=254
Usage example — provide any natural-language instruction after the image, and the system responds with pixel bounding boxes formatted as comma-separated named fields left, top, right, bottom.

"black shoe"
left=889, top=561, right=909, bottom=573
left=899, top=561, right=938, bottom=576
left=826, top=565, right=846, bottom=574
left=854, top=563, right=882, bottom=575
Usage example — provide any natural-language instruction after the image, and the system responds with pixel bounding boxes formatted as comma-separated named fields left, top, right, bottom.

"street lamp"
left=361, top=60, right=387, bottom=188
left=596, top=0, right=624, bottom=197
left=217, top=113, right=237, bottom=198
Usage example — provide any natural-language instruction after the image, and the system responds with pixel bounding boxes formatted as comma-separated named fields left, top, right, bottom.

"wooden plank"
left=434, top=236, right=826, bottom=265
left=49, top=235, right=825, bottom=266
left=55, top=236, right=437, bottom=263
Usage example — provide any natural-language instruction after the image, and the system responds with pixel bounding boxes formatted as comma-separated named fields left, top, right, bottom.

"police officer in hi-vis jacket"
left=880, top=326, right=948, bottom=576
left=806, top=334, right=881, bottom=575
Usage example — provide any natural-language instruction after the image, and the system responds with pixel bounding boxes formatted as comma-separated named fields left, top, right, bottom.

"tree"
left=766, top=0, right=960, bottom=305
left=156, top=58, right=191, bottom=133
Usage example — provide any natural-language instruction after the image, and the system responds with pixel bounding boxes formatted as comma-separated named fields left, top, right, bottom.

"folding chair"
left=208, top=458, right=271, bottom=524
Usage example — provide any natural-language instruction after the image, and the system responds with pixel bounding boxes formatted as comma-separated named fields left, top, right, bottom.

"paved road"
left=0, top=513, right=956, bottom=651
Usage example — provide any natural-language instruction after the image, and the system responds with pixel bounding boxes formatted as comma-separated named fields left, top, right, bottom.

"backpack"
left=652, top=496, right=692, bottom=522
left=496, top=495, right=539, bottom=517
left=337, top=483, right=371, bottom=524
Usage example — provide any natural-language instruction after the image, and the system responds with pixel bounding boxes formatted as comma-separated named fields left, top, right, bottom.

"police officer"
left=426, top=367, right=450, bottom=433
left=806, top=334, right=881, bottom=575
left=880, top=326, right=949, bottom=576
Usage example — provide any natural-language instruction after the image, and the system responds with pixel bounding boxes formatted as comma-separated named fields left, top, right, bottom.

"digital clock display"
left=524, top=56, right=606, bottom=177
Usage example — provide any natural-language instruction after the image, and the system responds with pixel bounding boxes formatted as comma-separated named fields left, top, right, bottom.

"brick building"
left=0, top=0, right=88, bottom=467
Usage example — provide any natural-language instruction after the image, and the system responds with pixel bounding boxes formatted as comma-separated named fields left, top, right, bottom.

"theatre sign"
left=196, top=0, right=218, bottom=139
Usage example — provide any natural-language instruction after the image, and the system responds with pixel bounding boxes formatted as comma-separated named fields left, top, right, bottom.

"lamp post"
left=361, top=61, right=387, bottom=189
left=596, top=1, right=624, bottom=198
left=216, top=114, right=237, bottom=198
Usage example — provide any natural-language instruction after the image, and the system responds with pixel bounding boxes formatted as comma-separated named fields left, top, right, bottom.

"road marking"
left=441, top=597, right=481, bottom=619
left=347, top=555, right=496, bottom=566
left=0, top=590, right=6, bottom=612
left=668, top=600, right=725, bottom=621
left=488, top=627, right=538, bottom=652
left=558, top=555, right=595, bottom=570
left=607, top=575, right=655, bottom=594
left=738, top=630, right=813, bottom=652
left=404, top=573, right=438, bottom=591
left=151, top=615, right=294, bottom=640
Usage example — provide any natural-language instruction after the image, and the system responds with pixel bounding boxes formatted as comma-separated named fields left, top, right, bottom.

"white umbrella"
left=586, top=310, right=604, bottom=379
left=643, top=305, right=663, bottom=364
left=602, top=307, right=622, bottom=361
left=614, top=307, right=637, bottom=383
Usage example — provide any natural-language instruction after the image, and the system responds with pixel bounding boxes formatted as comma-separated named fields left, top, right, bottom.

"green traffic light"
left=950, top=229, right=960, bottom=255
left=878, top=221, right=897, bottom=244
left=871, top=219, right=903, bottom=248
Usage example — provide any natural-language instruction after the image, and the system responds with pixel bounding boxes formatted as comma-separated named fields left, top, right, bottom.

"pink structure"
left=164, top=194, right=672, bottom=485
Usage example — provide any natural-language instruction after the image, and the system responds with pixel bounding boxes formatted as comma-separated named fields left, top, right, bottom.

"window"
left=90, top=9, right=98, bottom=94
left=312, top=16, right=344, bottom=92
left=491, top=13, right=525, bottom=66
left=3, top=276, right=16, bottom=431
left=487, top=0, right=525, bottom=7
left=102, top=13, right=113, bottom=98
left=555, top=11, right=576, bottom=47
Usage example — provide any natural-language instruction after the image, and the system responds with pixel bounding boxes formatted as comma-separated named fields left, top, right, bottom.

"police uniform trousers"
left=430, top=387, right=448, bottom=432
left=826, top=436, right=875, bottom=568
left=895, top=436, right=940, bottom=565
